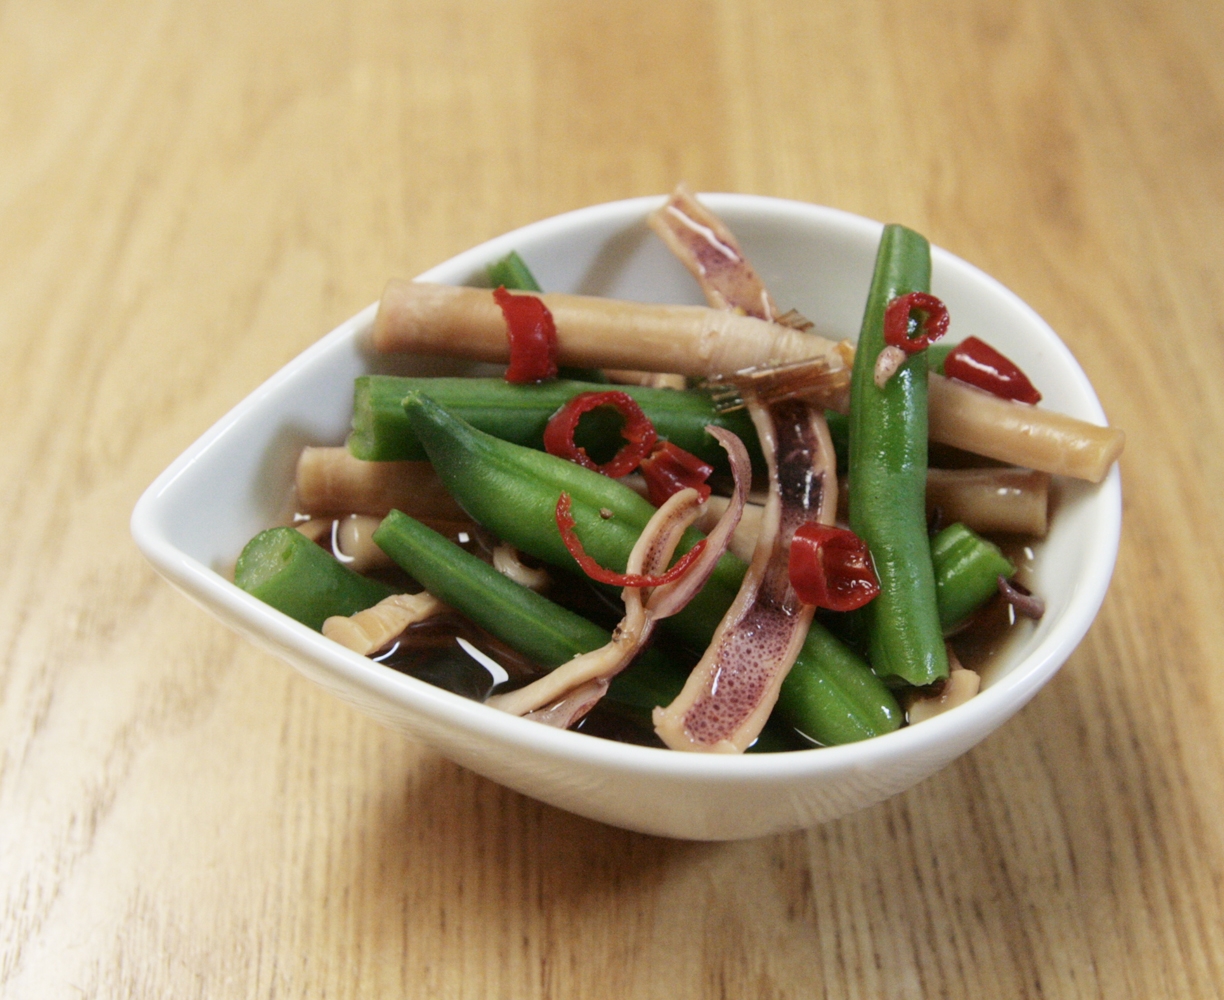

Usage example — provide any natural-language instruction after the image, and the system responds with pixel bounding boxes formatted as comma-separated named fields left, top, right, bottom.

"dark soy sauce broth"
left=374, top=612, right=541, bottom=701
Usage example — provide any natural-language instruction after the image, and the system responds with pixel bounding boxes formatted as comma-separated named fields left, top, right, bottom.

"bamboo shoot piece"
left=373, top=283, right=1123, bottom=483
left=928, top=374, right=1124, bottom=484
left=925, top=467, right=1050, bottom=537
left=374, top=281, right=847, bottom=378
left=705, top=465, right=1048, bottom=545
left=296, top=446, right=467, bottom=520
left=906, top=664, right=981, bottom=723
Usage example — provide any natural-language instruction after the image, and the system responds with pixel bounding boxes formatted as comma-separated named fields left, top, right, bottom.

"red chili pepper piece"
left=554, top=493, right=707, bottom=588
left=883, top=291, right=950, bottom=355
left=943, top=336, right=1042, bottom=405
left=543, top=391, right=658, bottom=478
left=788, top=523, right=880, bottom=611
left=494, top=286, right=559, bottom=383
left=638, top=440, right=714, bottom=507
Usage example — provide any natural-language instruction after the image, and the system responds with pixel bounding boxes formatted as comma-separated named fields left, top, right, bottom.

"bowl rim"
left=132, top=192, right=1122, bottom=784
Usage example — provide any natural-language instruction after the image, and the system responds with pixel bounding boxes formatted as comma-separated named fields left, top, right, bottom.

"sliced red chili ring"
left=638, top=440, right=714, bottom=507
left=883, top=291, right=950, bottom=355
left=788, top=522, right=880, bottom=611
left=494, top=286, right=559, bottom=383
left=543, top=391, right=658, bottom=479
left=943, top=335, right=1042, bottom=404
left=555, top=492, right=706, bottom=588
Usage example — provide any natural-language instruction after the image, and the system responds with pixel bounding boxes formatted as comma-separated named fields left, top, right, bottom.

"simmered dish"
left=233, top=187, right=1124, bottom=752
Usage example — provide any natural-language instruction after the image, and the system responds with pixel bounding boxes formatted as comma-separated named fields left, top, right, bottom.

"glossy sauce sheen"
left=949, top=540, right=1037, bottom=684
left=376, top=613, right=541, bottom=700
left=680, top=400, right=827, bottom=745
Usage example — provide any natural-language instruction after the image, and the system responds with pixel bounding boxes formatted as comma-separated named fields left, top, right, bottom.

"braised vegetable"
left=491, top=443, right=748, bottom=727
left=295, top=446, right=467, bottom=520
left=235, top=526, right=395, bottom=631
left=848, top=225, right=949, bottom=687
left=323, top=592, right=445, bottom=654
left=486, top=250, right=541, bottom=292
left=234, top=195, right=1126, bottom=752
left=401, top=389, right=740, bottom=648
left=930, top=523, right=1016, bottom=632
left=924, top=467, right=1049, bottom=537
left=374, top=280, right=1123, bottom=483
left=927, top=373, right=1121, bottom=482
left=348, top=375, right=762, bottom=471
left=772, top=622, right=905, bottom=746
left=374, top=281, right=846, bottom=377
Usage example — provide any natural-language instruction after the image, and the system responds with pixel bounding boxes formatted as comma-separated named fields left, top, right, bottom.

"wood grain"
left=2, top=0, right=1222, bottom=996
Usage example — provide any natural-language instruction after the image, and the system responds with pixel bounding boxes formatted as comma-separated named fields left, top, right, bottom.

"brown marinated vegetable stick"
left=707, top=464, right=1049, bottom=551
left=925, top=467, right=1050, bottom=537
left=296, top=446, right=467, bottom=520
left=928, top=375, right=1124, bottom=484
left=374, top=281, right=848, bottom=378
left=374, top=282, right=1123, bottom=483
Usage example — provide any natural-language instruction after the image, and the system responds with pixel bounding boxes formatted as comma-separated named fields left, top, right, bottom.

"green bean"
left=402, top=390, right=901, bottom=745
left=825, top=408, right=849, bottom=470
left=926, top=342, right=954, bottom=375
left=375, top=509, right=608, bottom=662
left=817, top=523, right=1016, bottom=649
left=931, top=522, right=1015, bottom=632
left=848, top=225, right=949, bottom=686
left=348, top=376, right=762, bottom=471
left=773, top=622, right=901, bottom=744
left=486, top=250, right=542, bottom=293
left=400, top=390, right=726, bottom=638
left=234, top=527, right=395, bottom=631
left=372, top=509, right=689, bottom=727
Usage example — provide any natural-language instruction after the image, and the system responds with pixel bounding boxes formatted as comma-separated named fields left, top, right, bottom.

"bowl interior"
left=132, top=194, right=1120, bottom=838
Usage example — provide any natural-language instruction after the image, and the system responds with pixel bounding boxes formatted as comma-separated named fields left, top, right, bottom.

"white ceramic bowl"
left=131, top=195, right=1121, bottom=840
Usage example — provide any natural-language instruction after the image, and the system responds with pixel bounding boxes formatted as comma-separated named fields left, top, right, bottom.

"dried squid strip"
left=323, top=591, right=445, bottom=656
left=653, top=397, right=838, bottom=752
left=648, top=182, right=779, bottom=322
left=650, top=189, right=843, bottom=752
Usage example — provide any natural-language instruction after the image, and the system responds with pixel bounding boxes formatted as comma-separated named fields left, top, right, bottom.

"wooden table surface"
left=3, top=1, right=1222, bottom=996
